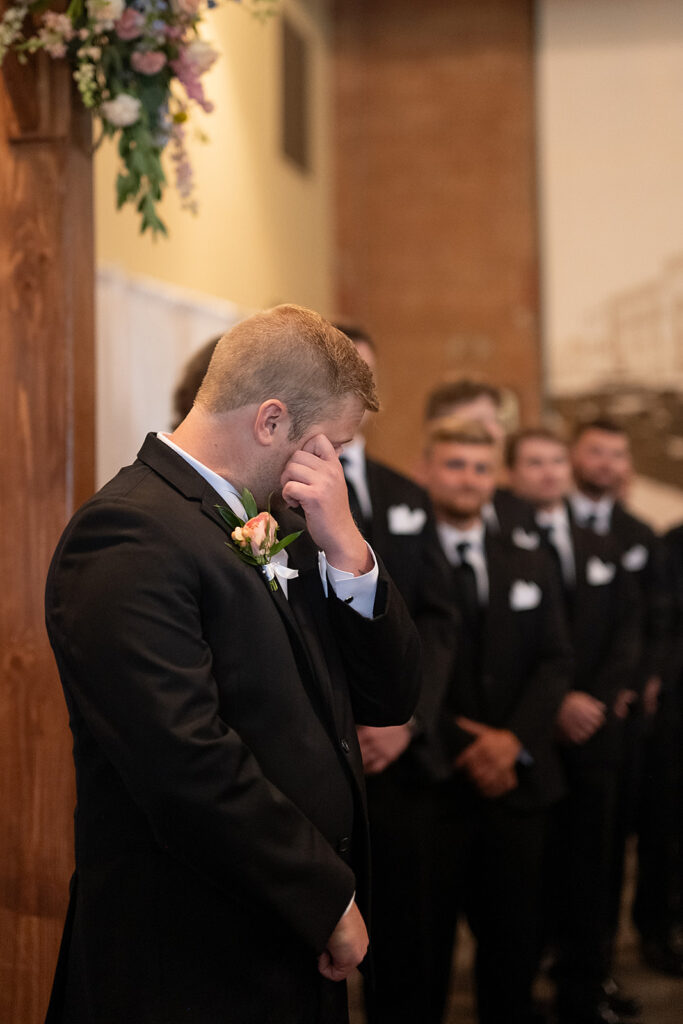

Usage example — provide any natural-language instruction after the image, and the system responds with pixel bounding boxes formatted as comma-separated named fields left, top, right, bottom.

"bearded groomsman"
left=570, top=420, right=669, bottom=1011
left=415, top=417, right=572, bottom=1024
left=507, top=428, right=640, bottom=1024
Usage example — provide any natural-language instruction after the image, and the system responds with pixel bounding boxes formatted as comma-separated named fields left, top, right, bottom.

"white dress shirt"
left=436, top=520, right=489, bottom=605
left=339, top=436, right=374, bottom=521
left=536, top=504, right=576, bottom=587
left=157, top=433, right=379, bottom=616
left=569, top=492, right=614, bottom=536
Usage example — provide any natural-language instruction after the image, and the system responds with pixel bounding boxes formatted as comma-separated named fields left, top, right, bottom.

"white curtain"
left=96, top=265, right=246, bottom=487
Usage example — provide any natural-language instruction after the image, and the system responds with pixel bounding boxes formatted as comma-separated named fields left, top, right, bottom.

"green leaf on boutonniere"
left=242, top=489, right=259, bottom=520
left=216, top=505, right=244, bottom=531
left=269, top=531, right=303, bottom=557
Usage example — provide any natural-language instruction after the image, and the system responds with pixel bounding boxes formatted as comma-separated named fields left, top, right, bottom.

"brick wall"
left=334, top=0, right=541, bottom=471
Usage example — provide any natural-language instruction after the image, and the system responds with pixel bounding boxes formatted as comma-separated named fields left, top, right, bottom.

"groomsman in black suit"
left=423, top=378, right=537, bottom=537
left=418, top=416, right=572, bottom=1024
left=507, top=428, right=640, bottom=1024
left=570, top=420, right=669, bottom=1006
left=331, top=325, right=458, bottom=1024
left=632, top=521, right=683, bottom=976
left=43, top=306, right=421, bottom=1024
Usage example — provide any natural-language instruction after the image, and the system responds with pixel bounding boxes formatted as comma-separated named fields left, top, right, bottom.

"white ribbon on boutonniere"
left=216, top=489, right=302, bottom=592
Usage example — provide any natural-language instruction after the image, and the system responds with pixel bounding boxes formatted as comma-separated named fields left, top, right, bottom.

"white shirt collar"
left=156, top=432, right=246, bottom=519
left=437, top=519, right=485, bottom=558
left=536, top=504, right=570, bottom=532
left=570, top=492, right=614, bottom=532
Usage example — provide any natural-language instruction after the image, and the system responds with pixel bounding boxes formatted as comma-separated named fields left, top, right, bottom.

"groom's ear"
left=254, top=400, right=289, bottom=446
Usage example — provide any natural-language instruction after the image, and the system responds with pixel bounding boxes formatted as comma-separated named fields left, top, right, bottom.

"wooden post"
left=0, top=45, right=95, bottom=1024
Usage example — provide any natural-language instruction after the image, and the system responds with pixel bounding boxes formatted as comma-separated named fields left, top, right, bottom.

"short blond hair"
left=195, top=304, right=379, bottom=437
left=424, top=415, right=496, bottom=454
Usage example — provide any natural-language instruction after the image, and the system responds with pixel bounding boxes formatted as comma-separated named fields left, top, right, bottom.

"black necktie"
left=455, top=541, right=480, bottom=622
left=339, top=456, right=366, bottom=534
left=583, top=513, right=598, bottom=533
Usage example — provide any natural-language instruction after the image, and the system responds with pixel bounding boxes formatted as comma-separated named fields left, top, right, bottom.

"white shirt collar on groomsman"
left=437, top=520, right=489, bottom=605
left=569, top=492, right=614, bottom=535
left=536, top=503, right=576, bottom=587
left=339, top=437, right=373, bottom=521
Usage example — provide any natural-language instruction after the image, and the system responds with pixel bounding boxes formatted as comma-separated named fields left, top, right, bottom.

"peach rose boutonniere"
left=216, top=489, right=302, bottom=593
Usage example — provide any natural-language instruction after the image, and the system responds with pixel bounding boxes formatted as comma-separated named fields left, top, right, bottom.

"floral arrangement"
left=217, top=490, right=301, bottom=592
left=0, top=0, right=274, bottom=234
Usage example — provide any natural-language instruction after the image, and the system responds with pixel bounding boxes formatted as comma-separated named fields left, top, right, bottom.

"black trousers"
left=548, top=750, right=620, bottom=1019
left=633, top=687, right=683, bottom=942
left=365, top=769, right=548, bottom=1024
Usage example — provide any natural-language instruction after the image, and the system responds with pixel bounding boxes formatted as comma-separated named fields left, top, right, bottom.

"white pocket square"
left=621, top=544, right=649, bottom=572
left=512, top=527, right=540, bottom=550
left=509, top=580, right=542, bottom=611
left=387, top=504, right=427, bottom=535
left=586, top=556, right=616, bottom=586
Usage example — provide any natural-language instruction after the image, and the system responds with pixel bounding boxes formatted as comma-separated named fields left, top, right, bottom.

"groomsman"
left=507, top=428, right=640, bottom=1024
left=417, top=417, right=572, bottom=1024
left=570, top=420, right=669, bottom=1005
left=423, top=378, right=536, bottom=537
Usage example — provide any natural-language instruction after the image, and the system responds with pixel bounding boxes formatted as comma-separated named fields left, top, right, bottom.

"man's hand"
left=454, top=717, right=521, bottom=799
left=642, top=676, right=661, bottom=717
left=281, top=435, right=371, bottom=576
left=613, top=687, right=638, bottom=720
left=317, top=901, right=369, bottom=982
left=556, top=690, right=606, bottom=744
left=357, top=724, right=412, bottom=775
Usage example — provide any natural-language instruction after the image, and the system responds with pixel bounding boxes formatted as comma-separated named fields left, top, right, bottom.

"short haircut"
left=572, top=418, right=628, bottom=443
left=424, top=378, right=502, bottom=423
left=505, top=427, right=567, bottom=469
left=331, top=321, right=376, bottom=352
left=172, top=336, right=221, bottom=428
left=195, top=304, right=379, bottom=438
left=424, top=415, right=496, bottom=455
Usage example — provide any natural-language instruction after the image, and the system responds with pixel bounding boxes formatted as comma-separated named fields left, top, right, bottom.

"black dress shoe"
left=641, top=938, right=683, bottom=976
left=601, top=977, right=643, bottom=1018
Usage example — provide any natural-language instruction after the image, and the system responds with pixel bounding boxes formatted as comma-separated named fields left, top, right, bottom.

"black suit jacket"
left=608, top=501, right=668, bottom=688
left=540, top=511, right=640, bottom=766
left=436, top=533, right=573, bottom=811
left=44, top=435, right=420, bottom=1024
left=346, top=456, right=459, bottom=780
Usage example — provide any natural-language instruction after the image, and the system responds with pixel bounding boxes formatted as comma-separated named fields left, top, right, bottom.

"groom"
left=44, top=305, right=421, bottom=1024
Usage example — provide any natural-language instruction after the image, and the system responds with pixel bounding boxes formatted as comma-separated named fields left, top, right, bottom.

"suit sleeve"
left=46, top=500, right=355, bottom=954
left=504, top=556, right=574, bottom=752
left=326, top=555, right=421, bottom=727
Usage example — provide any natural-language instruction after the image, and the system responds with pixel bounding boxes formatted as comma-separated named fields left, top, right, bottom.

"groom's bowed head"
left=170, top=304, right=381, bottom=576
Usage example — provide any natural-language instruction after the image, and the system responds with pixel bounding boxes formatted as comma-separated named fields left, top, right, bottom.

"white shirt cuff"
left=317, top=545, right=379, bottom=619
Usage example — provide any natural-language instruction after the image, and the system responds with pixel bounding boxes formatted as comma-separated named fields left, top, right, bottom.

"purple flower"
left=131, top=49, right=167, bottom=74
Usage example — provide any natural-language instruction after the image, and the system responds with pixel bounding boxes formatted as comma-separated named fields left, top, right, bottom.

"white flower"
left=185, top=38, right=219, bottom=76
left=100, top=93, right=142, bottom=127
left=86, top=0, right=124, bottom=26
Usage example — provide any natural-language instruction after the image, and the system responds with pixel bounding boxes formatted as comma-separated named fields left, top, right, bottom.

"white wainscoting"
left=96, top=265, right=246, bottom=488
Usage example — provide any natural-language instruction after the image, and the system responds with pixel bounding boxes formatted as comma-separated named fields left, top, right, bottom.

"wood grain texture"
left=0, top=57, right=94, bottom=1024
left=334, top=0, right=541, bottom=472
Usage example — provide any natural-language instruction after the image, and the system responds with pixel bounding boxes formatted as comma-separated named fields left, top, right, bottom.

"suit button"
left=338, top=836, right=351, bottom=854
left=340, top=738, right=350, bottom=753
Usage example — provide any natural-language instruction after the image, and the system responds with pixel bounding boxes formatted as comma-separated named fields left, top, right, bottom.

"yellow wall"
left=95, top=0, right=334, bottom=313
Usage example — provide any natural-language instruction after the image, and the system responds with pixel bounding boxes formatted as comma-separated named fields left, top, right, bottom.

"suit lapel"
left=137, top=434, right=351, bottom=753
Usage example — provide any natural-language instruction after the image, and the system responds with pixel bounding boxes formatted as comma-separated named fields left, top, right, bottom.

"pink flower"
left=131, top=49, right=167, bottom=75
left=115, top=7, right=145, bottom=41
left=232, top=512, right=278, bottom=558
left=170, top=0, right=201, bottom=15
